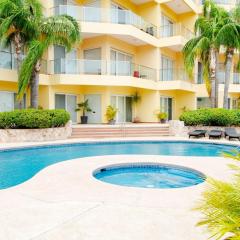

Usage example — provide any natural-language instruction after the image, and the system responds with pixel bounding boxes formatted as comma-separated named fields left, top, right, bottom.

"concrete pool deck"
left=0, top=138, right=239, bottom=240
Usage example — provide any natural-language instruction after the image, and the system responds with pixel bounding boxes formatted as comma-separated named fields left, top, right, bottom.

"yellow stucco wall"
left=0, top=0, right=239, bottom=123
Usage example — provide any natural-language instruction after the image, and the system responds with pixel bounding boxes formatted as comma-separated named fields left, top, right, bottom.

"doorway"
left=111, top=95, right=132, bottom=123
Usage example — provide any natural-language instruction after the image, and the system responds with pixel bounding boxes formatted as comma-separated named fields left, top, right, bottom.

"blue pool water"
left=0, top=141, right=237, bottom=189
left=94, top=163, right=205, bottom=189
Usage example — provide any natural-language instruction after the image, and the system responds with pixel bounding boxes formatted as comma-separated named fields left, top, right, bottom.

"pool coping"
left=0, top=137, right=240, bottom=152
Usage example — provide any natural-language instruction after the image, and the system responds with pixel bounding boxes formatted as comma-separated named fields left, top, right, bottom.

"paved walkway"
left=0, top=147, right=235, bottom=240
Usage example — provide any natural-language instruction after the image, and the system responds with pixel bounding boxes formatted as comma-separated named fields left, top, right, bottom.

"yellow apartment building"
left=0, top=0, right=240, bottom=123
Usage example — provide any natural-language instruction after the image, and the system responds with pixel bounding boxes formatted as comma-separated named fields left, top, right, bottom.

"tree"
left=196, top=150, right=240, bottom=239
left=183, top=0, right=227, bottom=108
left=217, top=6, right=240, bottom=109
left=0, top=0, right=42, bottom=107
left=17, top=14, right=80, bottom=108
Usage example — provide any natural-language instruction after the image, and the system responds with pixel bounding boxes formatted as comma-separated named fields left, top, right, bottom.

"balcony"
left=0, top=51, right=17, bottom=70
left=159, top=23, right=194, bottom=51
left=159, top=68, right=191, bottom=82
left=159, top=68, right=194, bottom=91
left=47, top=59, right=157, bottom=82
left=52, top=5, right=157, bottom=38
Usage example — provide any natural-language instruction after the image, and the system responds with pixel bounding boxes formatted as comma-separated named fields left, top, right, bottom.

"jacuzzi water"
left=94, top=163, right=206, bottom=189
left=0, top=141, right=237, bottom=189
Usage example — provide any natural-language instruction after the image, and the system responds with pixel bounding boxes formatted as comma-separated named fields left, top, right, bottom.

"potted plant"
left=132, top=91, right=141, bottom=123
left=157, top=112, right=168, bottom=123
left=75, top=99, right=92, bottom=124
left=106, top=105, right=118, bottom=125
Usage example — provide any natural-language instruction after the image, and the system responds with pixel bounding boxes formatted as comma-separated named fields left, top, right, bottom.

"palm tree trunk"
left=215, top=54, right=219, bottom=108
left=223, top=48, right=234, bottom=109
left=210, top=47, right=217, bottom=108
left=30, top=60, right=41, bottom=109
left=14, top=32, right=23, bottom=109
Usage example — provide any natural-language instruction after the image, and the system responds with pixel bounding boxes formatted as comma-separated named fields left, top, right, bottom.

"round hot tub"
left=93, top=163, right=206, bottom=189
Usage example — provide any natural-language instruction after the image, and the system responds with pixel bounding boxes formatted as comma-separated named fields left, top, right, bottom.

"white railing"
left=159, top=23, right=194, bottom=40
left=52, top=5, right=157, bottom=37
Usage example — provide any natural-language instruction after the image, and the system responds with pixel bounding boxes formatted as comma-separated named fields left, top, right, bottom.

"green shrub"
left=0, top=109, right=70, bottom=129
left=179, top=108, right=239, bottom=126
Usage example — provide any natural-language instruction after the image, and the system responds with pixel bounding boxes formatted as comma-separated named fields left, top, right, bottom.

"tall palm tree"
left=18, top=14, right=80, bottom=108
left=0, top=0, right=42, bottom=107
left=183, top=0, right=227, bottom=108
left=217, top=6, right=240, bottom=109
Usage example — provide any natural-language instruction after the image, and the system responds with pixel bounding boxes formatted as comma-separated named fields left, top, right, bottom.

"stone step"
left=70, top=125, right=171, bottom=139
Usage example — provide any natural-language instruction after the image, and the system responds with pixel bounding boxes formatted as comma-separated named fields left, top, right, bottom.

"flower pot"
left=108, top=120, right=116, bottom=125
left=81, top=116, right=88, bottom=124
left=160, top=119, right=167, bottom=124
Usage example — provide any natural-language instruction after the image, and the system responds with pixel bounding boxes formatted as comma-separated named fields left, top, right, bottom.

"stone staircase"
left=70, top=124, right=171, bottom=139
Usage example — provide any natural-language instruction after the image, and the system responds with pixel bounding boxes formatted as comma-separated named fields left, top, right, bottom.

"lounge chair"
left=188, top=130, right=207, bottom=138
left=208, top=130, right=223, bottom=139
left=225, top=128, right=240, bottom=141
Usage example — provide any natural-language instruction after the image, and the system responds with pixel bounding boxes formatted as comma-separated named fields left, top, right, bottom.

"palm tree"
left=217, top=6, right=240, bottom=109
left=196, top=150, right=240, bottom=239
left=183, top=0, right=227, bottom=108
left=0, top=0, right=42, bottom=107
left=17, top=14, right=80, bottom=108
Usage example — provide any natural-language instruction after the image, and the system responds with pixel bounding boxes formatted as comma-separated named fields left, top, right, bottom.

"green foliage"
left=179, top=108, right=238, bottom=126
left=16, top=3, right=81, bottom=104
left=106, top=105, right=118, bottom=122
left=0, top=0, right=43, bottom=48
left=156, top=112, right=168, bottom=120
left=196, top=151, right=240, bottom=239
left=75, top=99, right=92, bottom=116
left=131, top=92, right=141, bottom=104
left=0, top=109, right=70, bottom=129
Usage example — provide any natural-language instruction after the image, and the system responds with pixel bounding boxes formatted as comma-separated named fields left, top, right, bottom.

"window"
left=111, top=2, right=126, bottom=24
left=110, top=49, right=132, bottom=76
left=0, top=91, right=26, bottom=112
left=160, top=56, right=174, bottom=81
left=161, top=15, right=174, bottom=37
left=55, top=94, right=77, bottom=122
left=160, top=96, right=173, bottom=120
left=84, top=48, right=102, bottom=74
left=54, top=45, right=77, bottom=74
left=232, top=98, right=240, bottom=109
left=197, top=97, right=211, bottom=109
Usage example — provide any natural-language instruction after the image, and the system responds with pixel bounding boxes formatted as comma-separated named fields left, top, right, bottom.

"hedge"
left=179, top=108, right=240, bottom=126
left=0, top=109, right=70, bottom=129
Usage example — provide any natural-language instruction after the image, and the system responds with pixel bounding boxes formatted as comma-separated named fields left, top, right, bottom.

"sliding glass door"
left=111, top=49, right=132, bottom=76
left=160, top=96, right=173, bottom=120
left=111, top=96, right=132, bottom=123
left=55, top=94, right=77, bottom=122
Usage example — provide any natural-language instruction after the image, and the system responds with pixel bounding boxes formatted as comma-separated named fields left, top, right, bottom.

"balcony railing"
left=52, top=5, right=157, bottom=37
left=49, top=59, right=107, bottom=75
left=0, top=51, right=17, bottom=70
left=159, top=68, right=191, bottom=82
left=201, top=0, right=240, bottom=5
left=47, top=59, right=157, bottom=81
left=159, top=23, right=194, bottom=40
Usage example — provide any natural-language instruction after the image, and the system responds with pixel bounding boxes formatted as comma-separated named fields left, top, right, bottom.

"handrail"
left=51, top=5, right=157, bottom=37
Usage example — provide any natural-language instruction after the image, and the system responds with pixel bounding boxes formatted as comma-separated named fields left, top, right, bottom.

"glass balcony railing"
left=49, top=59, right=107, bottom=75
left=52, top=5, right=157, bottom=37
left=159, top=68, right=191, bottom=82
left=47, top=59, right=156, bottom=81
left=159, top=23, right=194, bottom=40
left=0, top=51, right=26, bottom=70
left=110, top=61, right=157, bottom=81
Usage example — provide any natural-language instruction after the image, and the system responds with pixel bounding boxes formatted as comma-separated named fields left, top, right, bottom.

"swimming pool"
left=0, top=141, right=237, bottom=189
left=94, top=163, right=205, bottom=189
